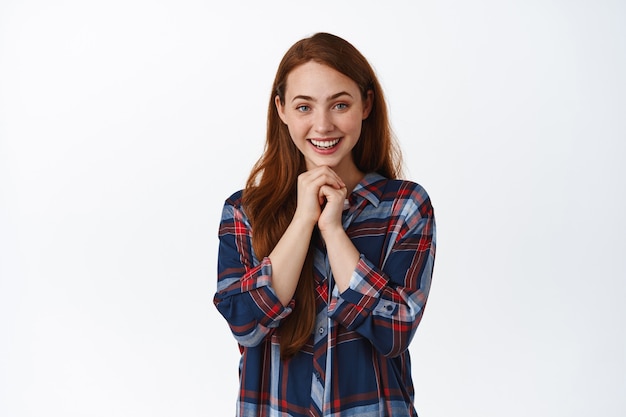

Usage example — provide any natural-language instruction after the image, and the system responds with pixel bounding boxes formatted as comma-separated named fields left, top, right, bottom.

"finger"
left=314, top=171, right=345, bottom=191
left=319, top=166, right=345, bottom=188
left=318, top=190, right=326, bottom=206
left=303, top=166, right=345, bottom=189
left=319, top=185, right=347, bottom=203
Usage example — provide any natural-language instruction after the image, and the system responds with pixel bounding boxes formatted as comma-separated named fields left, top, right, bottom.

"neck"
left=335, top=166, right=364, bottom=194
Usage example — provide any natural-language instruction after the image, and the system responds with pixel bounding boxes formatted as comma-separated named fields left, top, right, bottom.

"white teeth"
left=310, top=139, right=340, bottom=149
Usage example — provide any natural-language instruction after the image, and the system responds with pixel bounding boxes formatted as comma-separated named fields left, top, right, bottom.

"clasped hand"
left=294, top=166, right=347, bottom=233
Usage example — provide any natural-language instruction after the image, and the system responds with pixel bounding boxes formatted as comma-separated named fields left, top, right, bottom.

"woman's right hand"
left=293, top=166, right=345, bottom=227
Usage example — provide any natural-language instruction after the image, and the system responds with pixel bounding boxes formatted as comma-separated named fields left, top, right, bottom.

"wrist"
left=319, top=223, right=346, bottom=241
left=291, top=211, right=318, bottom=230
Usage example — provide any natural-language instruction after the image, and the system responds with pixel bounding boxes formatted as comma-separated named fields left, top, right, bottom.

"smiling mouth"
left=309, top=138, right=340, bottom=149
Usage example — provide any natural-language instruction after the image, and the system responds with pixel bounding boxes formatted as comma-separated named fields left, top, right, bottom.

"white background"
left=1, top=1, right=625, bottom=416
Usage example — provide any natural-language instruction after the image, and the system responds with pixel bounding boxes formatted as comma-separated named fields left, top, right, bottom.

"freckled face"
left=275, top=61, right=372, bottom=175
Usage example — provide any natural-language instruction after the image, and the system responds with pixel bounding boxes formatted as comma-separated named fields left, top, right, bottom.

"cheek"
left=342, top=114, right=364, bottom=134
left=286, top=123, right=298, bottom=138
left=286, top=125, right=306, bottom=147
left=287, top=120, right=308, bottom=138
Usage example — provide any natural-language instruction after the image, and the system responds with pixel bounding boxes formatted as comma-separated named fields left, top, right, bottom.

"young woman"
left=214, top=32, right=436, bottom=417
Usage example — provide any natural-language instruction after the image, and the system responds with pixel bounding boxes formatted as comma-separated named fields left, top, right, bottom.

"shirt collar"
left=350, top=172, right=386, bottom=208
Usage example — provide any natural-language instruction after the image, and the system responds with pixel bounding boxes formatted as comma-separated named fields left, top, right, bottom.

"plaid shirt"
left=214, top=172, right=436, bottom=417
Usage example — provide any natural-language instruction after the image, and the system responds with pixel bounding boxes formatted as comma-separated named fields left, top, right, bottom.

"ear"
left=275, top=95, right=288, bottom=125
left=362, top=90, right=374, bottom=120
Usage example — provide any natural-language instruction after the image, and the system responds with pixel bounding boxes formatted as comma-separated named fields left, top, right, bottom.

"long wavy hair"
left=242, top=32, right=402, bottom=358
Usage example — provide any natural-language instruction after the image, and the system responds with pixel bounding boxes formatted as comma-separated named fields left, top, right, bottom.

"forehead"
left=284, top=61, right=360, bottom=98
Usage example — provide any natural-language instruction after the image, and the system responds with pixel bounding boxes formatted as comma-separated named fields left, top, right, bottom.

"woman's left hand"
left=318, top=181, right=347, bottom=233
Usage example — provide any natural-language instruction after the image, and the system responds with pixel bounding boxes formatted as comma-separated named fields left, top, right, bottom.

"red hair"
left=243, top=32, right=402, bottom=358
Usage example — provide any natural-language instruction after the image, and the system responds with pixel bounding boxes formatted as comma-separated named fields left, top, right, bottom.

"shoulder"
left=220, top=190, right=247, bottom=223
left=376, top=177, right=434, bottom=218
left=373, top=177, right=431, bottom=204
left=219, top=190, right=253, bottom=230
left=224, top=189, right=244, bottom=209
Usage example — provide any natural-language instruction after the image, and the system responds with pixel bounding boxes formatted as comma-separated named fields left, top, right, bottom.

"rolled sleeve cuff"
left=241, top=257, right=293, bottom=328
left=327, top=255, right=389, bottom=328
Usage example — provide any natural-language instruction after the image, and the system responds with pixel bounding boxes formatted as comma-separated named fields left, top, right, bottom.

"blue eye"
left=296, top=105, right=310, bottom=112
left=334, top=103, right=348, bottom=110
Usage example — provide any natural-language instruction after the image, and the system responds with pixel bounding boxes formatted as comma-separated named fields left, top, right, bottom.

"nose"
left=314, top=110, right=334, bottom=134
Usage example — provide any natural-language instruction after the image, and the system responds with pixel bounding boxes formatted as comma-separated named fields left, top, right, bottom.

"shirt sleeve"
left=213, top=196, right=293, bottom=347
left=327, top=182, right=436, bottom=357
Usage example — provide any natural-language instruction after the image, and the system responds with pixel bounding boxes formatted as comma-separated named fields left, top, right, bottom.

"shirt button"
left=385, top=304, right=393, bottom=311
left=318, top=327, right=325, bottom=335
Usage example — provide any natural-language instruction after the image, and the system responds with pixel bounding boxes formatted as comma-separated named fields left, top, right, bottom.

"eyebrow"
left=291, top=91, right=353, bottom=103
